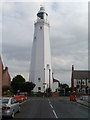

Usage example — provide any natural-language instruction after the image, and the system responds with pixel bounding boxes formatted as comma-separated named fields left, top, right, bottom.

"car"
left=2, top=97, right=21, bottom=118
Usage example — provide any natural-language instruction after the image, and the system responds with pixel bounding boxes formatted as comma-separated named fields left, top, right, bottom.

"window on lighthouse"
left=37, top=12, right=44, bottom=19
left=38, top=78, right=41, bottom=82
left=40, top=26, right=42, bottom=30
left=34, top=36, right=36, bottom=39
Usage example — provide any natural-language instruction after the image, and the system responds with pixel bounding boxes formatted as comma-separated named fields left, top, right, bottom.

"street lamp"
left=44, top=68, right=45, bottom=83
left=47, top=64, right=51, bottom=89
left=49, top=69, right=51, bottom=89
left=43, top=82, right=46, bottom=97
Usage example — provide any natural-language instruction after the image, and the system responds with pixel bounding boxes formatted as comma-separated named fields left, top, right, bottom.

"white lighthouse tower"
left=30, top=6, right=53, bottom=92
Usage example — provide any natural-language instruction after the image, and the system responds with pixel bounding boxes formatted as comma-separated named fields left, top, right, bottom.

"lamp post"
left=52, top=72, right=54, bottom=80
left=43, top=82, right=46, bottom=97
left=49, top=69, right=51, bottom=89
left=43, top=68, right=46, bottom=93
left=47, top=64, right=50, bottom=88
left=44, top=67, right=45, bottom=85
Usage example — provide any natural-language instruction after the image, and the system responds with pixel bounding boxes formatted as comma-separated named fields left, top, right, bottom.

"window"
left=38, top=87, right=41, bottom=91
left=38, top=78, right=41, bottom=82
left=82, top=81, right=85, bottom=84
left=40, top=26, right=42, bottom=30
left=82, top=79, right=85, bottom=85
left=34, top=36, right=36, bottom=41
left=11, top=98, right=15, bottom=104
left=79, top=81, right=81, bottom=84
left=37, top=12, right=44, bottom=19
left=76, top=85, right=79, bottom=88
left=88, top=80, right=90, bottom=83
left=34, top=36, right=36, bottom=39
left=82, top=89, right=85, bottom=93
left=2, top=99, right=9, bottom=104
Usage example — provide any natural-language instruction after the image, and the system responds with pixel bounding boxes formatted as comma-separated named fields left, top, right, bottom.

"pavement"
left=76, top=99, right=88, bottom=107
left=50, top=96, right=89, bottom=108
left=76, top=96, right=90, bottom=108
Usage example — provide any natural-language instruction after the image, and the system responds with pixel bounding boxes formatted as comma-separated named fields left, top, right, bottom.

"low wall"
left=51, top=92, right=59, bottom=97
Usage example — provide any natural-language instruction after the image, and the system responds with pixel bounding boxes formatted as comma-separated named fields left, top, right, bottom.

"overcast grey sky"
left=1, top=0, right=88, bottom=86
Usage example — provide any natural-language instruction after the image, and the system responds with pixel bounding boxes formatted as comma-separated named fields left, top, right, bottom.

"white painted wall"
left=53, top=82, right=59, bottom=92
left=30, top=7, right=53, bottom=92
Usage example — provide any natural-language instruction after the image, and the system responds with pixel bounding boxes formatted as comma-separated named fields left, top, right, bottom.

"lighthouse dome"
left=37, top=6, right=48, bottom=20
left=40, top=6, right=45, bottom=11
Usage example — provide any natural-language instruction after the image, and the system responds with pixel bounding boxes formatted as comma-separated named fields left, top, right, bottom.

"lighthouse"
left=30, top=6, right=53, bottom=92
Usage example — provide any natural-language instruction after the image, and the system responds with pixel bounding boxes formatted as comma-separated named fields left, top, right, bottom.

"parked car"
left=2, top=97, right=21, bottom=118
left=14, top=95, right=25, bottom=103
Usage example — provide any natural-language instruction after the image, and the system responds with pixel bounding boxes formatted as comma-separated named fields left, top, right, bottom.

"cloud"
left=0, top=2, right=2, bottom=55
left=1, top=0, right=89, bottom=2
left=2, top=2, right=88, bottom=86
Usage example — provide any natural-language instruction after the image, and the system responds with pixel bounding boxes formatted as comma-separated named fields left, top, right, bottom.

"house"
left=2, top=67, right=11, bottom=87
left=53, top=78, right=60, bottom=92
left=71, top=65, right=90, bottom=94
left=0, top=56, right=11, bottom=89
left=0, top=56, right=3, bottom=97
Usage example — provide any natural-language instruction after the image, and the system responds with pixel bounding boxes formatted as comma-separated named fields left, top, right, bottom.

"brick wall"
left=2, top=67, right=11, bottom=87
left=0, top=56, right=2, bottom=97
left=51, top=92, right=59, bottom=97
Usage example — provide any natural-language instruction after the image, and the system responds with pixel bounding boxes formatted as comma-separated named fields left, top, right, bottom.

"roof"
left=37, top=6, right=48, bottom=16
left=73, top=70, right=90, bottom=79
left=53, top=78, right=60, bottom=83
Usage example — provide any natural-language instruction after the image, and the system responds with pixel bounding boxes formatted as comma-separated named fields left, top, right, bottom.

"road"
left=3, top=97, right=90, bottom=119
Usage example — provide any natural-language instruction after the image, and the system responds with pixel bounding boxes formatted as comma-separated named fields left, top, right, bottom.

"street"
left=7, top=97, right=89, bottom=119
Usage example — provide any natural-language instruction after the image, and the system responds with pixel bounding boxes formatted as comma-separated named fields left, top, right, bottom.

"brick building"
left=2, top=67, right=11, bottom=87
left=0, top=56, right=3, bottom=97
left=71, top=65, right=90, bottom=94
left=0, top=56, right=11, bottom=90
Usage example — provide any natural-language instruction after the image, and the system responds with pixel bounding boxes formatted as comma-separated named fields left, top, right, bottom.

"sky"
left=0, top=0, right=89, bottom=86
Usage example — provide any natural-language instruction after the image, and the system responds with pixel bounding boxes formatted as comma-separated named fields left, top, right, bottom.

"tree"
left=21, top=82, right=35, bottom=93
left=65, top=87, right=72, bottom=96
left=11, top=75, right=35, bottom=94
left=12, top=75, right=25, bottom=83
left=60, top=83, right=71, bottom=96
left=46, top=87, right=51, bottom=93
left=60, top=83, right=69, bottom=89
left=11, top=75, right=25, bottom=94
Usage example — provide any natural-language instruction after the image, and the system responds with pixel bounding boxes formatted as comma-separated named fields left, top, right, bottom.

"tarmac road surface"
left=2, top=97, right=89, bottom=119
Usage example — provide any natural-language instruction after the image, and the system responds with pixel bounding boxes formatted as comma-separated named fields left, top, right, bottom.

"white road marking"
left=49, top=101, right=51, bottom=104
left=53, top=110, right=58, bottom=119
left=48, top=98, right=58, bottom=119
left=48, top=98, right=51, bottom=104
left=50, top=103, right=53, bottom=109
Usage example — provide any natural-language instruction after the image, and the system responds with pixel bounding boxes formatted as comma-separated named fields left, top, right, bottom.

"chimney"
left=72, top=65, right=74, bottom=71
left=71, top=65, right=74, bottom=91
left=5, top=67, right=8, bottom=71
